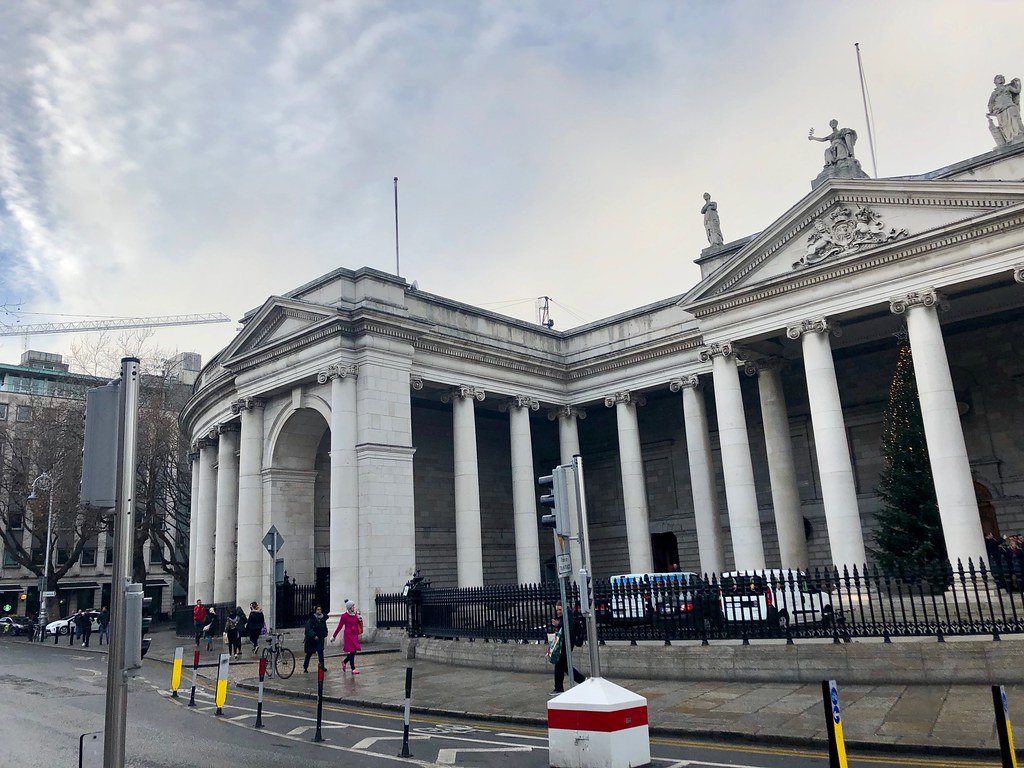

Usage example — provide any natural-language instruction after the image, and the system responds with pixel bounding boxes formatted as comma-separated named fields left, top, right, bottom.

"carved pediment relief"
left=795, top=205, right=907, bottom=269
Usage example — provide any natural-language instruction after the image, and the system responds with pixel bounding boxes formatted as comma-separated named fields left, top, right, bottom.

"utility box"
left=124, top=582, right=145, bottom=670
left=548, top=678, right=650, bottom=768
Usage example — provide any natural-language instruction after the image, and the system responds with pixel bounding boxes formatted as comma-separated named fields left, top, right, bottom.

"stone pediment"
left=219, top=297, right=339, bottom=363
left=683, top=180, right=1024, bottom=304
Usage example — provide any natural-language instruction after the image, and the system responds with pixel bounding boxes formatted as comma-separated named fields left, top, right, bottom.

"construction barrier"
left=399, top=665, right=414, bottom=757
left=822, top=679, right=849, bottom=768
left=992, top=685, right=1019, bottom=768
left=255, top=657, right=267, bottom=729
left=314, top=664, right=325, bottom=742
left=187, top=649, right=200, bottom=707
left=170, top=646, right=183, bottom=698
left=215, top=653, right=230, bottom=716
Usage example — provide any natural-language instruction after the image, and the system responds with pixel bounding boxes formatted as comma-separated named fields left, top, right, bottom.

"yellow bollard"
left=993, top=685, right=1019, bottom=768
left=215, top=652, right=230, bottom=716
left=822, top=679, right=849, bottom=768
left=170, top=646, right=183, bottom=698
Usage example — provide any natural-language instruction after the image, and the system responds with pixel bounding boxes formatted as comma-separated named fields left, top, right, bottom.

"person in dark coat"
left=549, top=601, right=586, bottom=694
left=97, top=606, right=110, bottom=646
left=302, top=606, right=329, bottom=673
left=247, top=602, right=266, bottom=654
left=75, top=610, right=93, bottom=648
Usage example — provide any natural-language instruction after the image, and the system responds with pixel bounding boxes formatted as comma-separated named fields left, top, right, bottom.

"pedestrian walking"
left=202, top=606, right=218, bottom=652
left=192, top=599, right=207, bottom=646
left=97, top=606, right=109, bottom=646
left=75, top=610, right=93, bottom=648
left=247, top=602, right=266, bottom=654
left=302, top=606, right=329, bottom=673
left=330, top=600, right=362, bottom=675
left=226, top=606, right=246, bottom=658
left=549, top=600, right=585, bottom=694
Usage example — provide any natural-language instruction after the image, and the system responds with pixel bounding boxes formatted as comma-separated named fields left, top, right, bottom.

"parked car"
left=0, top=615, right=31, bottom=636
left=45, top=611, right=100, bottom=637
left=720, top=570, right=833, bottom=632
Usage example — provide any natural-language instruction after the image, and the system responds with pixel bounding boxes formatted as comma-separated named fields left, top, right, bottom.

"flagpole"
left=393, top=176, right=401, bottom=277
left=855, top=43, right=878, bottom=178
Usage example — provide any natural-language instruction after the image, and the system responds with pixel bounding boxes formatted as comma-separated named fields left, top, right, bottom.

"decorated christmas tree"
left=871, top=342, right=948, bottom=573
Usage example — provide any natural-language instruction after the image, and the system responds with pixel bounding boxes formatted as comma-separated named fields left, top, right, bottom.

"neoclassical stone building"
left=183, top=137, right=1024, bottom=629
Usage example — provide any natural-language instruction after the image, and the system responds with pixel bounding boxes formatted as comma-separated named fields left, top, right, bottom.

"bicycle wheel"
left=260, top=647, right=275, bottom=678
left=275, top=647, right=296, bottom=679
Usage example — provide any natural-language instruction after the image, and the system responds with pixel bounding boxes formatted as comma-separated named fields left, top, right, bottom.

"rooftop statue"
left=701, top=192, right=724, bottom=248
left=987, top=74, right=1024, bottom=147
left=808, top=118, right=870, bottom=189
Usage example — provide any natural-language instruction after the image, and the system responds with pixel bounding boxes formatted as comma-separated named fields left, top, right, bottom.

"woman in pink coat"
left=330, top=600, right=362, bottom=674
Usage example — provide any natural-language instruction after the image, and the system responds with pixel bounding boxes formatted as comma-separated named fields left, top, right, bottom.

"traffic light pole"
left=571, top=455, right=601, bottom=678
left=553, top=530, right=574, bottom=689
left=103, top=358, right=141, bottom=768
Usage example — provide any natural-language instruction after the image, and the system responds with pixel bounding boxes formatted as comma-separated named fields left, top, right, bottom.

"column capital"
left=441, top=384, right=486, bottom=403
left=195, top=434, right=217, bottom=451
left=217, top=422, right=241, bottom=436
left=547, top=404, right=587, bottom=421
left=669, top=374, right=702, bottom=393
left=230, top=396, right=265, bottom=415
left=889, top=289, right=947, bottom=315
left=604, top=391, right=646, bottom=408
left=500, top=395, right=540, bottom=413
left=698, top=341, right=736, bottom=362
left=785, top=318, right=839, bottom=340
left=743, top=357, right=786, bottom=377
left=316, top=363, right=358, bottom=384
left=1015, top=265, right=1024, bottom=284
left=187, top=450, right=201, bottom=462
left=409, top=375, right=424, bottom=391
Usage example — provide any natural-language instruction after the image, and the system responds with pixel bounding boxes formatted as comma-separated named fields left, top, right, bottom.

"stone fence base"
left=409, top=635, right=1024, bottom=686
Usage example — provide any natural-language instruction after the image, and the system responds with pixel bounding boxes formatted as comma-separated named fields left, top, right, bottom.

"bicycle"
left=261, top=632, right=296, bottom=679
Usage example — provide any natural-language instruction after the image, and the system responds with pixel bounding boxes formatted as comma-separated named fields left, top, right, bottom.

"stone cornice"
left=566, top=335, right=704, bottom=381
left=686, top=205, right=1024, bottom=318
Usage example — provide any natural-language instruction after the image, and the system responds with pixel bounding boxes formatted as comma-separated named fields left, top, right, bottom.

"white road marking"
left=495, top=732, right=547, bottom=741
left=352, top=735, right=429, bottom=750
left=436, top=746, right=531, bottom=764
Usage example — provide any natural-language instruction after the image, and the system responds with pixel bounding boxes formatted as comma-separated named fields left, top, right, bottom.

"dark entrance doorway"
left=651, top=532, right=679, bottom=573
left=315, top=567, right=330, bottom=612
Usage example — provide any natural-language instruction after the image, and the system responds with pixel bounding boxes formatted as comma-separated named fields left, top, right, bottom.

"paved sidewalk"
left=23, top=626, right=1012, bottom=756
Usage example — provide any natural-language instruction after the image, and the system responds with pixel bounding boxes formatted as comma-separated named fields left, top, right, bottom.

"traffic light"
left=539, top=465, right=572, bottom=534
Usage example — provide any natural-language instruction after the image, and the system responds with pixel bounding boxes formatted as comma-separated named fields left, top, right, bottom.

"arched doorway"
left=266, top=407, right=330, bottom=625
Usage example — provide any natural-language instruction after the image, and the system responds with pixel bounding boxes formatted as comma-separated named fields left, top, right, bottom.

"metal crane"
left=0, top=312, right=233, bottom=337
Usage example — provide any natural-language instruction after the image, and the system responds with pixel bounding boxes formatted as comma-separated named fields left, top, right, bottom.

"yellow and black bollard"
left=992, top=685, right=1019, bottom=768
left=187, top=648, right=200, bottom=707
left=215, top=652, right=230, bottom=717
left=170, top=646, right=183, bottom=698
left=821, top=679, right=849, bottom=768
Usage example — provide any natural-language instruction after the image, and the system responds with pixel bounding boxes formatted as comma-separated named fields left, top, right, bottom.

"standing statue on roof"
left=987, top=74, right=1024, bottom=147
left=701, top=192, right=724, bottom=248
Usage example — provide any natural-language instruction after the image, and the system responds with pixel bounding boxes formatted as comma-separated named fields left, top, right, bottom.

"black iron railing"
left=376, top=557, right=1024, bottom=645
left=173, top=602, right=233, bottom=639
left=276, top=583, right=317, bottom=629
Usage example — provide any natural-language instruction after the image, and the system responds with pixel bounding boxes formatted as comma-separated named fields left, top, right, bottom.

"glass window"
left=2, top=549, right=17, bottom=567
left=105, top=548, right=114, bottom=566
left=9, top=512, right=23, bottom=530
left=0, top=402, right=7, bottom=420
left=56, top=548, right=69, bottom=566
left=16, top=405, right=30, bottom=422
left=31, top=547, right=43, bottom=566
left=81, top=547, right=96, bottom=567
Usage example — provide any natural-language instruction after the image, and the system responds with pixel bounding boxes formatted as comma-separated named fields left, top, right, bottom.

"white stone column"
left=318, top=363, right=359, bottom=616
left=213, top=423, right=240, bottom=604
left=233, top=397, right=265, bottom=610
left=745, top=359, right=808, bottom=569
left=670, top=375, right=725, bottom=576
left=186, top=449, right=201, bottom=603
left=786, top=319, right=866, bottom=568
left=446, top=385, right=486, bottom=587
left=701, top=343, right=766, bottom=570
left=550, top=405, right=587, bottom=568
left=605, top=391, right=654, bottom=574
left=891, top=291, right=987, bottom=567
left=506, top=395, right=541, bottom=584
left=193, top=434, right=219, bottom=602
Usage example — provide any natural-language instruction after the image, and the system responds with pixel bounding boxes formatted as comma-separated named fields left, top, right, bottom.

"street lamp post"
left=28, top=472, right=56, bottom=641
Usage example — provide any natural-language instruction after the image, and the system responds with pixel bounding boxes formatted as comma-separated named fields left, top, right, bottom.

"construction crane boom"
left=0, top=312, right=233, bottom=337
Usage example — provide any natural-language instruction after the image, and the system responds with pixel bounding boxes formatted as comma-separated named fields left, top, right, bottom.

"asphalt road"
left=0, top=637, right=998, bottom=767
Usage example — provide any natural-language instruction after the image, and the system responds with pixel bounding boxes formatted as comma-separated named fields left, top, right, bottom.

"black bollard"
left=399, top=665, right=414, bottom=757
left=254, top=657, right=267, bottom=728
left=187, top=649, right=200, bottom=707
left=313, top=664, right=325, bottom=742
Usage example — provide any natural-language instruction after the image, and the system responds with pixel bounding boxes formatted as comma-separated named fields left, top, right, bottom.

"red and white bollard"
left=547, top=678, right=650, bottom=768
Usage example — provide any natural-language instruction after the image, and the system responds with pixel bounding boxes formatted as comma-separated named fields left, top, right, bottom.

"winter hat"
left=345, top=600, right=355, bottom=609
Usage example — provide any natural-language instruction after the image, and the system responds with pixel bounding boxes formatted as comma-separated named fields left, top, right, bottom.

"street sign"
left=556, top=553, right=572, bottom=578
left=262, top=526, right=284, bottom=555
left=42, top=590, right=57, bottom=598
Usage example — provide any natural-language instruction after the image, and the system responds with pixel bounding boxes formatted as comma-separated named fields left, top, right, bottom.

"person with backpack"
left=225, top=606, right=246, bottom=659
left=548, top=600, right=586, bottom=694
left=302, top=606, right=329, bottom=673
left=330, top=600, right=362, bottom=674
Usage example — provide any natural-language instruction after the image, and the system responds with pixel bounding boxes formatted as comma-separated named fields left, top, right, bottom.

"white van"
left=720, top=570, right=833, bottom=631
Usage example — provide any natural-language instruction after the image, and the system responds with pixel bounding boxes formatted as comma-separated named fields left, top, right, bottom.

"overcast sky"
left=2, top=1, right=1023, bottom=369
